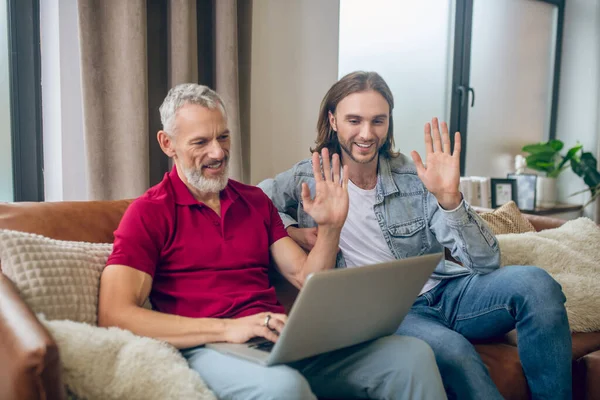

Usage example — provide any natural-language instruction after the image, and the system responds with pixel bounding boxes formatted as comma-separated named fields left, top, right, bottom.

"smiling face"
left=329, top=90, right=390, bottom=167
left=160, top=103, right=231, bottom=193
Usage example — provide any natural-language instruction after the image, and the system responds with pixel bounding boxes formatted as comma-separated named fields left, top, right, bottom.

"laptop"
left=206, top=252, right=443, bottom=366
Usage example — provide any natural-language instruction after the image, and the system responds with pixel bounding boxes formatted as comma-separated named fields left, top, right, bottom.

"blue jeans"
left=181, top=335, right=446, bottom=400
left=397, top=265, right=572, bottom=400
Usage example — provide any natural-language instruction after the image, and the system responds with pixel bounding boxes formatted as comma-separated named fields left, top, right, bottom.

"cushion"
left=0, top=229, right=112, bottom=324
left=39, top=315, right=216, bottom=400
left=479, top=201, right=536, bottom=235
left=498, top=217, right=600, bottom=332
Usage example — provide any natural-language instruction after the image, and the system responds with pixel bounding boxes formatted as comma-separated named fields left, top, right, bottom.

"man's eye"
left=349, top=120, right=359, bottom=125
left=218, top=135, right=230, bottom=141
left=373, top=120, right=384, bottom=125
left=194, top=141, right=206, bottom=146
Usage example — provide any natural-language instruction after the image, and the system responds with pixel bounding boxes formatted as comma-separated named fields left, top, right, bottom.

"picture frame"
left=507, top=173, right=538, bottom=212
left=490, top=178, right=517, bottom=209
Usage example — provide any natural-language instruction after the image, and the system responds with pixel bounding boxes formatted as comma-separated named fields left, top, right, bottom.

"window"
left=8, top=0, right=44, bottom=201
left=0, top=0, right=13, bottom=201
left=338, top=0, right=564, bottom=177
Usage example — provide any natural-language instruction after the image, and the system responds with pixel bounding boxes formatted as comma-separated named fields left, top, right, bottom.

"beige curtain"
left=215, top=0, right=243, bottom=183
left=78, top=0, right=150, bottom=200
left=78, top=0, right=246, bottom=200
left=168, top=0, right=198, bottom=87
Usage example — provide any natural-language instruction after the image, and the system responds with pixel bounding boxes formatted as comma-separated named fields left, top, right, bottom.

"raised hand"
left=224, top=312, right=288, bottom=344
left=411, top=118, right=462, bottom=210
left=302, top=148, right=349, bottom=229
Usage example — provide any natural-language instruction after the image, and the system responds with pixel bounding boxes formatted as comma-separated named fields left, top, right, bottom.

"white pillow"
left=39, top=315, right=216, bottom=400
left=498, top=217, right=600, bottom=332
left=0, top=229, right=112, bottom=324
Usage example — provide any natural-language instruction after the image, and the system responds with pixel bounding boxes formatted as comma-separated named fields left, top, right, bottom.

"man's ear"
left=157, top=131, right=176, bottom=158
left=328, top=111, right=337, bottom=132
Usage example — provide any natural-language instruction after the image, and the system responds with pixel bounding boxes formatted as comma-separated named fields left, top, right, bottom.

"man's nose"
left=358, top=123, right=374, bottom=140
left=207, top=140, right=225, bottom=160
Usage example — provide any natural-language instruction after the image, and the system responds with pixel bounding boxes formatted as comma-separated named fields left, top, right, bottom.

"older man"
left=98, top=83, right=445, bottom=400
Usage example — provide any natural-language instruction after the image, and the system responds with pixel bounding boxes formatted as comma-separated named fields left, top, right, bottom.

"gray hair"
left=159, top=83, right=227, bottom=135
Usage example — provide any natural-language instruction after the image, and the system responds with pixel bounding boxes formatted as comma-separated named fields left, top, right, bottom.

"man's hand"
left=411, top=117, right=462, bottom=210
left=302, top=148, right=349, bottom=229
left=224, top=312, right=287, bottom=344
left=287, top=226, right=318, bottom=252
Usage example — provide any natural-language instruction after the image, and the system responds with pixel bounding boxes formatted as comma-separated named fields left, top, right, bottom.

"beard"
left=181, top=158, right=230, bottom=193
left=338, top=138, right=382, bottom=164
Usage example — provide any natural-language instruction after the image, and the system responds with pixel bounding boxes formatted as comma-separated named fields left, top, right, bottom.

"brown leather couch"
left=0, top=200, right=599, bottom=400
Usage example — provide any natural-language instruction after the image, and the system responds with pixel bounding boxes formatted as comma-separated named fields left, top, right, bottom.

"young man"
left=259, top=71, right=572, bottom=400
left=98, top=83, right=445, bottom=400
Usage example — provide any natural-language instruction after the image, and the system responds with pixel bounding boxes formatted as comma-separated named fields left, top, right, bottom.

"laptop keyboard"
left=248, top=339, right=275, bottom=352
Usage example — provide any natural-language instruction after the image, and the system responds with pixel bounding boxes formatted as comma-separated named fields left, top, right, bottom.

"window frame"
left=8, top=0, right=44, bottom=201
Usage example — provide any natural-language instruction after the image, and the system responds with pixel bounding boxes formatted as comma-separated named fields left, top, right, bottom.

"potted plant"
left=521, top=140, right=599, bottom=208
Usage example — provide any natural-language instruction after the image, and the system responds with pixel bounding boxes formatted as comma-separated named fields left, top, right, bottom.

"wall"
left=555, top=0, right=600, bottom=221
left=248, top=0, right=340, bottom=185
left=41, top=0, right=87, bottom=201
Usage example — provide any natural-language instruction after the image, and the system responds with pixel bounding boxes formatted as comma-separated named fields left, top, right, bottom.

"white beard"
left=181, top=162, right=229, bottom=193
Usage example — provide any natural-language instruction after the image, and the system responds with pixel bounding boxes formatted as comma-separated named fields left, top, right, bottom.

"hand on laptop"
left=302, top=148, right=349, bottom=230
left=286, top=226, right=318, bottom=252
left=224, top=312, right=288, bottom=344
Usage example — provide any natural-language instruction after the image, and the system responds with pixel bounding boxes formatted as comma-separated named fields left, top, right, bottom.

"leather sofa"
left=0, top=200, right=599, bottom=400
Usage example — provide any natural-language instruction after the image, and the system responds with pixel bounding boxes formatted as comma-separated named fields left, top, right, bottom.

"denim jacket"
left=258, top=153, right=501, bottom=279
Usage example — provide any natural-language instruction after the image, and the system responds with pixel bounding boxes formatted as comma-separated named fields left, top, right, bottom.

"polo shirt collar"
left=169, top=165, right=237, bottom=206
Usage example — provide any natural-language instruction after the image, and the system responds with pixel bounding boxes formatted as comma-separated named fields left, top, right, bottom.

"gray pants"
left=181, top=335, right=446, bottom=400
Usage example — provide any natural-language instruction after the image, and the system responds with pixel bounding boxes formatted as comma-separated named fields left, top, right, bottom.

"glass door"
left=338, top=0, right=456, bottom=159
left=462, top=0, right=559, bottom=177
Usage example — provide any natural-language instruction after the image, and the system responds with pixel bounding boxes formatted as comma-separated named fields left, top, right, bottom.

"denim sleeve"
left=427, top=191, right=500, bottom=274
left=257, top=165, right=300, bottom=229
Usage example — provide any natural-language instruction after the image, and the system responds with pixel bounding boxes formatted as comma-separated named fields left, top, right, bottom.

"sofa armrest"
left=575, top=349, right=600, bottom=400
left=520, top=214, right=567, bottom=232
left=0, top=274, right=66, bottom=400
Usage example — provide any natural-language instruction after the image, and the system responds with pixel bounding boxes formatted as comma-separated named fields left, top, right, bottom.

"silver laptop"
left=206, top=252, right=442, bottom=366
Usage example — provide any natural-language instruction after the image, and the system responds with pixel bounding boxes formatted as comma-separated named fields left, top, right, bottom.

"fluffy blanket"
left=39, top=316, right=216, bottom=400
left=497, top=217, right=600, bottom=332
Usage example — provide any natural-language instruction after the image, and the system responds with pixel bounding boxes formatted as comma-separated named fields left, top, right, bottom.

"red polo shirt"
left=106, top=166, right=288, bottom=318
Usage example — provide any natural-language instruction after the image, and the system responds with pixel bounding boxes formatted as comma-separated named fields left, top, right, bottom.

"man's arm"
left=258, top=167, right=301, bottom=229
left=267, top=149, right=349, bottom=288
left=98, top=265, right=284, bottom=348
left=268, top=228, right=340, bottom=289
left=411, top=118, right=500, bottom=274
left=427, top=193, right=501, bottom=274
left=258, top=162, right=319, bottom=252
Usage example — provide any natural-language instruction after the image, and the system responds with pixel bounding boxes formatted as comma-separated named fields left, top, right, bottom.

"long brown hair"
left=311, top=71, right=398, bottom=158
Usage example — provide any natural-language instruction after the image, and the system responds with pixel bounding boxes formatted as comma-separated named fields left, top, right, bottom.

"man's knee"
left=432, top=338, right=481, bottom=372
left=373, top=336, right=446, bottom=398
left=254, top=368, right=315, bottom=400
left=377, top=336, right=437, bottom=372
left=506, top=266, right=565, bottom=304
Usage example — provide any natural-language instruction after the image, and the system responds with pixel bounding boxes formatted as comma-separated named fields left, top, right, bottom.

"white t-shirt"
left=339, top=180, right=440, bottom=295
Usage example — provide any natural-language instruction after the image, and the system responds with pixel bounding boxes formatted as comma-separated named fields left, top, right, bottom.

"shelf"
left=521, top=203, right=583, bottom=216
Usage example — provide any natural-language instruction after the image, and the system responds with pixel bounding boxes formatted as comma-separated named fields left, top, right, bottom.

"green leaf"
left=525, top=152, right=559, bottom=174
left=556, top=144, right=583, bottom=171
left=525, top=152, right=558, bottom=163
left=522, top=143, right=556, bottom=154
left=581, top=152, right=598, bottom=170
left=571, top=153, right=600, bottom=190
left=548, top=139, right=564, bottom=152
